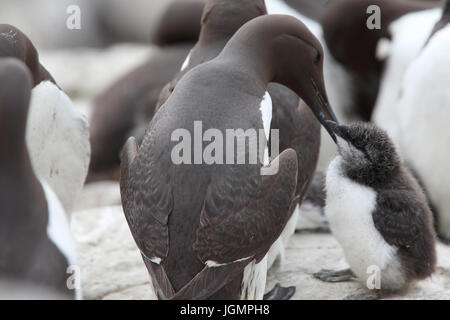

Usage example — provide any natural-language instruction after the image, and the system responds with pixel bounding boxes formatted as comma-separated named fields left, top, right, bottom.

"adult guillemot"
left=120, top=14, right=338, bottom=300
left=152, top=0, right=205, bottom=46
left=155, top=0, right=323, bottom=270
left=0, top=58, right=79, bottom=299
left=0, top=24, right=90, bottom=213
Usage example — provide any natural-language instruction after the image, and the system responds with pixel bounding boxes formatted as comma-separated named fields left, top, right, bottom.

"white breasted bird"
left=315, top=122, right=436, bottom=300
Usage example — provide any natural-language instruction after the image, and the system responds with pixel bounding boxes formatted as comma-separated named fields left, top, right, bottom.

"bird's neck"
left=218, top=39, right=274, bottom=98
left=0, top=124, right=29, bottom=171
left=198, top=26, right=236, bottom=45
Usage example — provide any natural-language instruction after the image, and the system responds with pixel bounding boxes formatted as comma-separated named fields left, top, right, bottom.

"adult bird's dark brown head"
left=0, top=24, right=55, bottom=86
left=219, top=14, right=338, bottom=141
left=200, top=0, right=267, bottom=41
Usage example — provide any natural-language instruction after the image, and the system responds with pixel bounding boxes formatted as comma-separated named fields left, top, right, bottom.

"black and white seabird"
left=392, top=0, right=450, bottom=242
left=120, top=14, right=338, bottom=300
left=155, top=0, right=322, bottom=267
left=282, top=0, right=333, bottom=21
left=0, top=24, right=90, bottom=214
left=314, top=122, right=436, bottom=299
left=0, top=58, right=79, bottom=299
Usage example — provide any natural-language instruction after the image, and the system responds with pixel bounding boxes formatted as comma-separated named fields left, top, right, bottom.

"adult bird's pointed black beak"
left=311, top=79, right=339, bottom=143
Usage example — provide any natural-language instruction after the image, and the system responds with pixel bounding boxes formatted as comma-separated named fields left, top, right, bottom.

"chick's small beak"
left=325, top=120, right=341, bottom=136
left=311, top=79, right=339, bottom=143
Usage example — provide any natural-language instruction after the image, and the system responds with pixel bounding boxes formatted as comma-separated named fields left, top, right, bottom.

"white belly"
left=241, top=255, right=268, bottom=300
left=180, top=50, right=192, bottom=71
left=27, top=81, right=90, bottom=215
left=372, top=9, right=441, bottom=148
left=260, top=91, right=272, bottom=166
left=267, top=206, right=298, bottom=269
left=325, top=157, right=405, bottom=290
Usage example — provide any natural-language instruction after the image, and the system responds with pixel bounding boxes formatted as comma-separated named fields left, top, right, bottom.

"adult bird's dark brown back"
left=156, top=0, right=322, bottom=239
left=120, top=14, right=338, bottom=300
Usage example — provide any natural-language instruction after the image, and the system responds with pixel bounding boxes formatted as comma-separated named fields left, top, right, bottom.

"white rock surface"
left=71, top=206, right=156, bottom=300
left=71, top=200, right=450, bottom=300
left=73, top=181, right=121, bottom=212
left=267, top=233, right=450, bottom=300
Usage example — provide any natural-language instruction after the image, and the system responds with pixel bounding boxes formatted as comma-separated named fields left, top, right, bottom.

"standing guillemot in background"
left=283, top=0, right=333, bottom=21
left=152, top=0, right=205, bottom=46
left=154, top=0, right=322, bottom=269
left=120, top=14, right=338, bottom=300
left=393, top=0, right=450, bottom=243
left=321, top=0, right=440, bottom=122
left=0, top=58, right=79, bottom=299
left=0, top=24, right=90, bottom=214
left=314, top=122, right=436, bottom=300
left=156, top=0, right=268, bottom=108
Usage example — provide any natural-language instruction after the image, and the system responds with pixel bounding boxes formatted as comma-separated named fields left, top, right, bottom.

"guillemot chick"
left=0, top=24, right=90, bottom=214
left=314, top=122, right=436, bottom=300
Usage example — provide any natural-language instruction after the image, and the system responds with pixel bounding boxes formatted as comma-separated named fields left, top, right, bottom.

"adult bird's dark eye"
left=314, top=52, right=321, bottom=64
